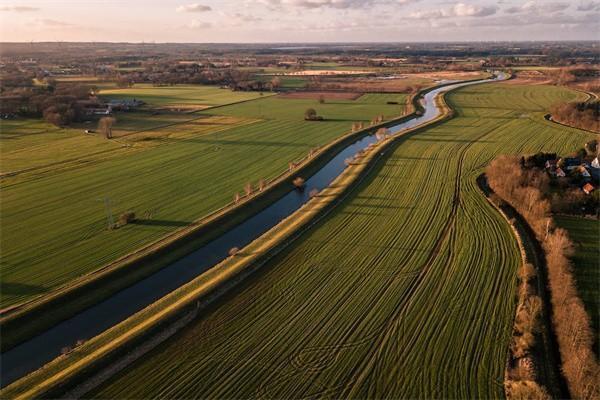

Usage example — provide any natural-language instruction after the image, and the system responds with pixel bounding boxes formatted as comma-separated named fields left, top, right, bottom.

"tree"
left=98, top=116, right=116, bottom=139
left=293, top=177, right=305, bottom=189
left=244, top=182, right=253, bottom=196
left=375, top=127, right=390, bottom=141
left=304, top=108, right=317, bottom=120
left=270, top=77, right=281, bottom=91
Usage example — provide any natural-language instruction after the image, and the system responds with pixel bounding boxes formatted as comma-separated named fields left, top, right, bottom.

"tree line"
left=487, top=155, right=599, bottom=400
left=550, top=100, right=599, bottom=133
left=1, top=72, right=96, bottom=126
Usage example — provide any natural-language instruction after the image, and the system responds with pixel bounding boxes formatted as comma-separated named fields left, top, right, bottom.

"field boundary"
left=1, top=76, right=481, bottom=399
left=0, top=78, right=438, bottom=350
left=477, top=175, right=568, bottom=399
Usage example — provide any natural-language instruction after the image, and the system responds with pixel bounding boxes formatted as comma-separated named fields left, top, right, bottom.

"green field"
left=92, top=84, right=592, bottom=398
left=555, top=215, right=599, bottom=349
left=0, top=90, right=407, bottom=308
left=99, top=84, right=266, bottom=107
left=199, top=93, right=407, bottom=122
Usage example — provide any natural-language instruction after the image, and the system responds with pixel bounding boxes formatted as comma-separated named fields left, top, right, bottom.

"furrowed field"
left=92, top=83, right=592, bottom=399
left=0, top=87, right=407, bottom=307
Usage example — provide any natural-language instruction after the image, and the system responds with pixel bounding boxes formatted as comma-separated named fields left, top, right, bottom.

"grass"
left=0, top=90, right=409, bottom=308
left=90, top=83, right=592, bottom=398
left=0, top=120, right=122, bottom=174
left=199, top=94, right=407, bottom=122
left=554, top=215, right=599, bottom=349
left=99, top=84, right=266, bottom=108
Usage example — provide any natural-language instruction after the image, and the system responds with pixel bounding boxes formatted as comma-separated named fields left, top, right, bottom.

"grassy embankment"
left=88, top=84, right=593, bottom=399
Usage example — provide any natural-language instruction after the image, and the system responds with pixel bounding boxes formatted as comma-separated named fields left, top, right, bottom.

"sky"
left=0, top=0, right=598, bottom=43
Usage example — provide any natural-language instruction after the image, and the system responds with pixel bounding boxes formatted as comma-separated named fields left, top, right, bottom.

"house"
left=582, top=183, right=595, bottom=195
left=555, top=167, right=566, bottom=178
left=545, top=159, right=557, bottom=170
left=592, top=157, right=600, bottom=169
left=559, top=157, right=582, bottom=171
left=107, top=98, right=144, bottom=111
left=577, top=166, right=592, bottom=180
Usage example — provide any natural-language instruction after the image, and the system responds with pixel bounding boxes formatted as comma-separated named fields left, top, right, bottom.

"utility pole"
left=97, top=197, right=114, bottom=229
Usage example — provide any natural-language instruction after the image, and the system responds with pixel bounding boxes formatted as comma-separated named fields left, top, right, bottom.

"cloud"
left=255, top=0, right=417, bottom=9
left=231, top=13, right=263, bottom=22
left=435, top=10, right=599, bottom=29
left=188, top=19, right=212, bottom=28
left=505, top=1, right=569, bottom=14
left=409, top=2, right=497, bottom=19
left=176, top=3, right=212, bottom=12
left=38, top=18, right=73, bottom=27
left=577, top=1, right=600, bottom=11
left=453, top=3, right=497, bottom=16
left=0, top=5, right=39, bottom=12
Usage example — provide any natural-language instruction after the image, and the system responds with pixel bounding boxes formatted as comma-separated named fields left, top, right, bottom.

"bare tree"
left=98, top=116, right=116, bottom=139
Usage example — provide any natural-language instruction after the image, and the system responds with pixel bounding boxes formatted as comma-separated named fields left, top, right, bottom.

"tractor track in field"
left=336, top=126, right=499, bottom=398
left=252, top=121, right=499, bottom=399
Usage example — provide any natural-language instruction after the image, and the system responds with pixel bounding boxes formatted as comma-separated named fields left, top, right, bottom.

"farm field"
left=0, top=90, right=409, bottom=308
left=92, top=83, right=593, bottom=398
left=555, top=215, right=599, bottom=349
left=99, top=84, right=266, bottom=108
left=199, top=93, right=407, bottom=122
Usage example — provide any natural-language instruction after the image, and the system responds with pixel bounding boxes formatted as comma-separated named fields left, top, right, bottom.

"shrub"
left=518, top=263, right=537, bottom=283
left=304, top=108, right=317, bottom=120
left=244, top=182, right=253, bottom=196
left=118, top=211, right=136, bottom=226
left=293, top=177, right=305, bottom=189
left=506, top=380, right=550, bottom=400
left=228, top=247, right=239, bottom=256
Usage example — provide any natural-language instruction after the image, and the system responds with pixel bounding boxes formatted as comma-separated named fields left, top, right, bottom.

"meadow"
left=199, top=93, right=407, bottom=121
left=555, top=215, right=599, bottom=349
left=0, top=90, right=407, bottom=308
left=99, top=84, right=266, bottom=108
left=92, top=83, right=592, bottom=399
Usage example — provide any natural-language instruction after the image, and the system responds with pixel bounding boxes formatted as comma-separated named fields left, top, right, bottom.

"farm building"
left=559, top=157, right=582, bottom=171
left=545, top=159, right=557, bottom=169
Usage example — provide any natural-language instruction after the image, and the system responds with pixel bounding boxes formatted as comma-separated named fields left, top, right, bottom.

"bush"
left=228, top=247, right=239, bottom=256
left=293, top=177, right=305, bottom=189
left=118, top=211, right=136, bottom=226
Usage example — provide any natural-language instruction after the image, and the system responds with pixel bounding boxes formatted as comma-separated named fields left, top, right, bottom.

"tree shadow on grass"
left=1, top=282, right=49, bottom=296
